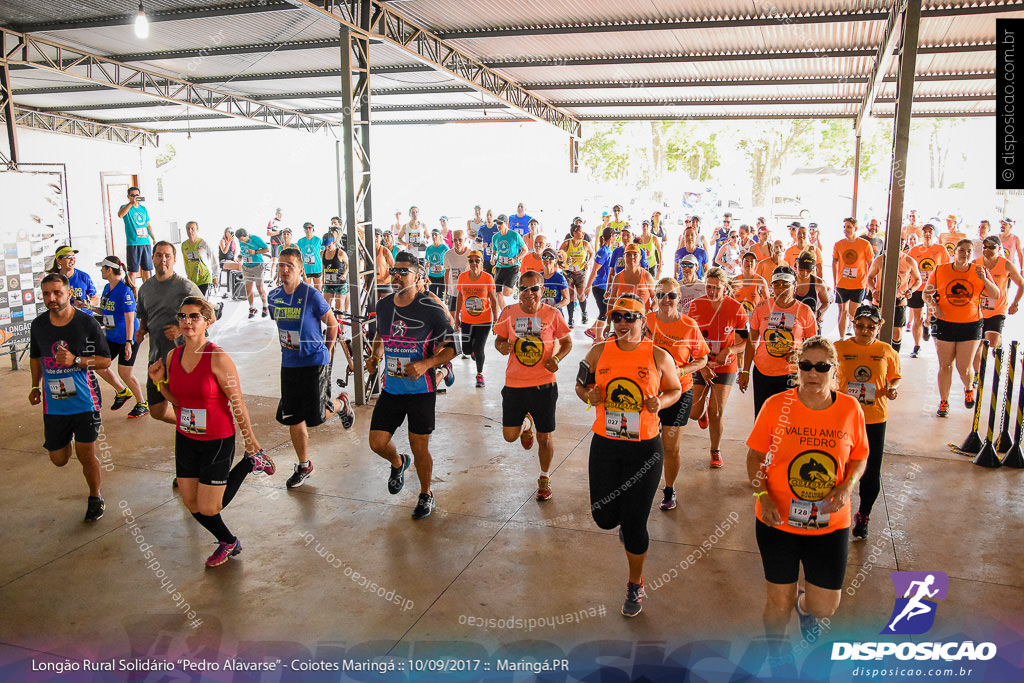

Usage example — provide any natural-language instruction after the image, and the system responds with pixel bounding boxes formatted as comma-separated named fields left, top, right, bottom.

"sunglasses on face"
left=176, top=312, right=210, bottom=323
left=609, top=312, right=642, bottom=323
left=389, top=267, right=413, bottom=277
left=798, top=360, right=833, bottom=373
left=467, top=258, right=481, bottom=264
left=680, top=263, right=695, bottom=269
left=128, top=193, right=139, bottom=198
left=854, top=322, right=879, bottom=331
left=520, top=285, right=543, bottom=293
left=655, top=292, right=679, bottom=300
left=983, top=244, right=999, bottom=250
left=541, top=256, right=556, bottom=261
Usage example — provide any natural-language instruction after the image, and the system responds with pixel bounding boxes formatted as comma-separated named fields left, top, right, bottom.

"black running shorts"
left=175, top=432, right=235, bottom=486
left=983, top=315, right=1006, bottom=335
left=369, top=390, right=436, bottom=435
left=277, top=364, right=332, bottom=427
left=755, top=519, right=850, bottom=590
left=931, top=318, right=983, bottom=343
left=107, top=339, right=142, bottom=367
left=493, top=266, right=518, bottom=290
left=835, top=287, right=865, bottom=304
left=694, top=371, right=738, bottom=386
left=907, top=290, right=925, bottom=310
left=43, top=411, right=101, bottom=451
left=658, top=387, right=693, bottom=430
left=501, top=383, right=557, bottom=433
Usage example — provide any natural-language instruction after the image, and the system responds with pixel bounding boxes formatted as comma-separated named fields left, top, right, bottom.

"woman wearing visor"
left=577, top=295, right=681, bottom=618
left=740, top=265, right=817, bottom=416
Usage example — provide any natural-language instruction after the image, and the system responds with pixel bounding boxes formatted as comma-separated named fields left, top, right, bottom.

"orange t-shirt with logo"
left=973, top=256, right=1010, bottom=317
left=931, top=263, right=986, bottom=323
left=746, top=389, right=869, bottom=535
left=909, top=243, right=949, bottom=291
left=593, top=339, right=661, bottom=442
left=756, top=258, right=785, bottom=286
left=832, top=238, right=875, bottom=289
left=784, top=244, right=823, bottom=270
left=520, top=252, right=544, bottom=274
left=457, top=271, right=496, bottom=324
left=493, top=303, right=570, bottom=387
left=733, top=278, right=766, bottom=315
left=939, top=231, right=967, bottom=258
left=685, top=296, right=749, bottom=374
left=835, top=339, right=901, bottom=424
left=644, top=312, right=709, bottom=393
left=749, top=299, right=818, bottom=377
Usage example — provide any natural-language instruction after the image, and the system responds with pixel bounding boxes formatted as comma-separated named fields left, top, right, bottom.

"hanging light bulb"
left=134, top=2, right=149, bottom=39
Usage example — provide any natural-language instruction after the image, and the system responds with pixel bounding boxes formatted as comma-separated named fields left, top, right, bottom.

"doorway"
left=100, top=172, right=138, bottom=258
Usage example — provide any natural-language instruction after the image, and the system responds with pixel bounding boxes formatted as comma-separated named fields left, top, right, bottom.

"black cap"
left=796, top=252, right=816, bottom=268
left=854, top=304, right=882, bottom=323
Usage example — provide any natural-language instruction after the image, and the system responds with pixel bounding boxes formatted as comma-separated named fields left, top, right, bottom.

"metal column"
left=879, top=0, right=922, bottom=344
left=851, top=133, right=861, bottom=218
left=340, top=0, right=375, bottom=405
left=569, top=136, right=579, bottom=174
left=0, top=53, right=19, bottom=167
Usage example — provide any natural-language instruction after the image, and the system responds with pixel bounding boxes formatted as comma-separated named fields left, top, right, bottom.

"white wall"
left=14, top=127, right=158, bottom=275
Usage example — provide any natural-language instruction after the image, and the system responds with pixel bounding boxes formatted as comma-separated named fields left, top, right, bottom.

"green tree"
left=738, top=121, right=816, bottom=206
left=578, top=123, right=630, bottom=182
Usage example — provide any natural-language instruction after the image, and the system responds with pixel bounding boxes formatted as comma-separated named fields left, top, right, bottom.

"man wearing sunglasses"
left=491, top=214, right=528, bottom=308
left=268, top=248, right=352, bottom=490
left=136, top=241, right=202, bottom=426
left=117, top=186, right=156, bottom=282
left=443, top=230, right=472, bottom=355
left=972, top=234, right=1024, bottom=381
left=367, top=252, right=456, bottom=520
left=494, top=270, right=572, bottom=501
left=455, top=250, right=499, bottom=385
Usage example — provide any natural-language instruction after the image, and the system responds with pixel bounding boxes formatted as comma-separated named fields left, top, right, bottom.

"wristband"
left=156, top=379, right=168, bottom=390
left=850, top=476, right=858, bottom=486
left=740, top=369, right=750, bottom=375
left=31, top=385, right=40, bottom=390
left=753, top=490, right=768, bottom=499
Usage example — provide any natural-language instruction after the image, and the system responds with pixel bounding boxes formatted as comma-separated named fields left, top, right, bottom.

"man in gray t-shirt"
left=136, top=241, right=202, bottom=424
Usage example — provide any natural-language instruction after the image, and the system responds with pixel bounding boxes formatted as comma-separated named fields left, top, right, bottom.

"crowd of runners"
left=26, top=189, right=1024, bottom=645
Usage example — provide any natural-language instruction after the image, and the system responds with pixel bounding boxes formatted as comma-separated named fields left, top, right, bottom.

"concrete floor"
left=1, top=297, right=1022, bottom=679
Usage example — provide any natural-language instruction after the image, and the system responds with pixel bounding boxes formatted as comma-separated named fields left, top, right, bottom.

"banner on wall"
left=0, top=169, right=69, bottom=348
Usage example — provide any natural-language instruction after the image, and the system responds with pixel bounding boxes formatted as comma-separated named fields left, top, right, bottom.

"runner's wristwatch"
left=73, top=356, right=81, bottom=367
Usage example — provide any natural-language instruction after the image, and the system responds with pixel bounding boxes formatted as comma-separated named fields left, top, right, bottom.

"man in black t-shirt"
left=29, top=273, right=112, bottom=522
left=365, top=252, right=455, bottom=520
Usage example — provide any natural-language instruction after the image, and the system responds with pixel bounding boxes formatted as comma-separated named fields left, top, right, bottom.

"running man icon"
left=883, top=571, right=949, bottom=634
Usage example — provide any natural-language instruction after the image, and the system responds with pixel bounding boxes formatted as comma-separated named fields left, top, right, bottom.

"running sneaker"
left=910, top=345, right=920, bottom=358
left=127, top=402, right=149, bottom=419
left=582, top=312, right=589, bottom=325
left=795, top=588, right=819, bottom=641
left=536, top=475, right=552, bottom=501
left=336, top=392, right=355, bottom=429
left=261, top=307, right=269, bottom=318
left=697, top=411, right=709, bottom=430
left=964, top=388, right=975, bottom=409
left=622, top=579, right=645, bottom=618
left=205, top=538, right=242, bottom=568
left=247, top=450, right=276, bottom=475
left=462, top=353, right=472, bottom=360
left=411, top=492, right=435, bottom=520
left=84, top=496, right=105, bottom=522
left=111, top=388, right=133, bottom=411
left=286, top=461, right=314, bottom=488
left=520, top=414, right=535, bottom=450
left=937, top=400, right=949, bottom=417
left=442, top=361, right=455, bottom=388
left=660, top=486, right=677, bottom=511
left=710, top=450, right=723, bottom=468
left=852, top=512, right=869, bottom=540
left=248, top=307, right=257, bottom=319
left=568, top=319, right=575, bottom=329
left=476, top=373, right=485, bottom=388
left=584, top=328, right=596, bottom=340
left=388, top=453, right=411, bottom=494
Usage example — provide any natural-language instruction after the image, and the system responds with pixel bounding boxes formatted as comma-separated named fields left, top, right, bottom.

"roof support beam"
left=522, top=73, right=995, bottom=90
left=282, top=0, right=582, bottom=136
left=553, top=95, right=990, bottom=108
left=857, top=0, right=908, bottom=134
left=12, top=2, right=299, bottom=33
left=438, top=2, right=1024, bottom=39
left=103, top=102, right=498, bottom=124
left=1, top=106, right=159, bottom=147
left=0, top=26, right=337, bottom=135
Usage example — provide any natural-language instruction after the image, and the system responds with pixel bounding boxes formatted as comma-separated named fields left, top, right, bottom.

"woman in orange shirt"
left=577, top=295, right=681, bottom=618
left=608, top=244, right=656, bottom=310
left=646, top=278, right=709, bottom=511
left=746, top=336, right=869, bottom=643
left=924, top=239, right=998, bottom=416
left=454, top=250, right=500, bottom=387
left=687, top=267, right=750, bottom=468
left=733, top=251, right=769, bottom=315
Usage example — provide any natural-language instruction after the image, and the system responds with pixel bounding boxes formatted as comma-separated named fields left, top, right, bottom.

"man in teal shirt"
left=491, top=214, right=527, bottom=307
left=236, top=228, right=270, bottom=318
left=117, top=186, right=156, bottom=281
left=297, top=222, right=324, bottom=290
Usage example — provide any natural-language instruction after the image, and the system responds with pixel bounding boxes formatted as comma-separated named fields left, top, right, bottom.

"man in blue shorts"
left=117, top=186, right=155, bottom=282
left=491, top=214, right=527, bottom=308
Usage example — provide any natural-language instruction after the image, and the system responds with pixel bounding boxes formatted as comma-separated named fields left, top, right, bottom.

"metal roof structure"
left=0, top=0, right=1015, bottom=149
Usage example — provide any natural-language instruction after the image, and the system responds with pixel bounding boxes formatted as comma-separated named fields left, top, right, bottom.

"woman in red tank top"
left=576, top=294, right=681, bottom=618
left=148, top=296, right=272, bottom=568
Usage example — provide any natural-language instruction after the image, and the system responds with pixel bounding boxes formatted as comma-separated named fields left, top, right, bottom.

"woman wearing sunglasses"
left=645, top=279, right=709, bottom=511
left=740, top=265, right=818, bottom=416
left=608, top=244, right=656, bottom=311
left=746, top=336, right=868, bottom=646
left=455, top=250, right=500, bottom=387
left=148, top=296, right=273, bottom=568
left=577, top=295, right=682, bottom=618
left=834, top=305, right=901, bottom=541
left=925, top=238, right=998, bottom=416
left=686, top=267, right=749, bottom=469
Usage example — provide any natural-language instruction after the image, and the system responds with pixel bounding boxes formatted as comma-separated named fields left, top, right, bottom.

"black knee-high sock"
left=222, top=457, right=254, bottom=507
left=567, top=302, right=576, bottom=321
left=892, top=339, right=901, bottom=352
left=579, top=299, right=587, bottom=315
left=192, top=511, right=234, bottom=544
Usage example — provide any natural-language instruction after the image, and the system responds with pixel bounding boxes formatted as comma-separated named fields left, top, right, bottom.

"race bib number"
left=541, top=297, right=555, bottom=307
left=136, top=227, right=147, bottom=238
left=102, top=314, right=116, bottom=329
left=304, top=255, right=316, bottom=265
left=325, top=271, right=340, bottom=285
left=514, top=316, right=542, bottom=336
left=409, top=232, right=420, bottom=244
left=605, top=410, right=640, bottom=441
left=47, top=378, right=76, bottom=400
left=768, top=311, right=795, bottom=331
left=789, top=499, right=830, bottom=530
left=178, top=408, right=207, bottom=435
left=842, top=266, right=858, bottom=280
left=279, top=329, right=300, bottom=350
left=429, top=264, right=444, bottom=275
left=449, top=268, right=462, bottom=281
left=981, top=296, right=995, bottom=311
left=386, top=356, right=405, bottom=377
left=499, top=256, right=513, bottom=266
left=845, top=381, right=876, bottom=406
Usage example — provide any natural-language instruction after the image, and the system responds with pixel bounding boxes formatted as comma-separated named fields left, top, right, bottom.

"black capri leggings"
left=592, top=286, right=608, bottom=321
left=589, top=434, right=664, bottom=555
left=461, top=321, right=491, bottom=374
left=752, top=366, right=794, bottom=416
left=858, top=421, right=887, bottom=517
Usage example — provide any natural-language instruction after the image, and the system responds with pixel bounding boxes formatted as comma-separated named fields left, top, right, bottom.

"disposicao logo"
left=882, top=571, right=948, bottom=635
